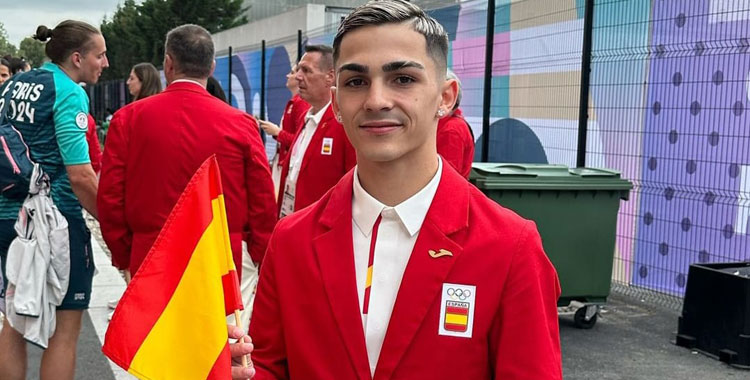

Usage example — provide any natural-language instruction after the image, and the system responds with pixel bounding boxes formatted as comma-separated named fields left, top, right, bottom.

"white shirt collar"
left=170, top=79, right=205, bottom=88
left=352, top=157, right=443, bottom=237
left=305, top=101, right=331, bottom=126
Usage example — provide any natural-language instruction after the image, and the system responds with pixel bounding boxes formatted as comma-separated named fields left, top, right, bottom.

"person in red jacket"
left=259, top=64, right=311, bottom=194
left=437, top=69, right=474, bottom=179
left=275, top=44, right=356, bottom=218
left=97, top=24, right=277, bottom=279
left=239, top=1, right=562, bottom=379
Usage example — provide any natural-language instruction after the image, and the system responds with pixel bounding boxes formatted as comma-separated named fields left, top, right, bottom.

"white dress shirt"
left=170, top=79, right=204, bottom=87
left=286, top=101, right=330, bottom=184
left=351, top=157, right=443, bottom=376
left=279, top=102, right=331, bottom=217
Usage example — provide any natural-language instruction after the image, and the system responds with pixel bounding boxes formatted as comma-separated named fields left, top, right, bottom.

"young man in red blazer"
left=236, top=1, right=562, bottom=379
left=98, top=24, right=277, bottom=279
left=276, top=45, right=356, bottom=218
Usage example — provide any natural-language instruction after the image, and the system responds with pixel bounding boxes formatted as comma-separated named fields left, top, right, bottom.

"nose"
left=295, top=71, right=303, bottom=83
left=363, top=80, right=392, bottom=112
left=103, top=54, right=110, bottom=69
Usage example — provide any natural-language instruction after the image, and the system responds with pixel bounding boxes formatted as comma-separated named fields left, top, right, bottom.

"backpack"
left=0, top=80, right=36, bottom=200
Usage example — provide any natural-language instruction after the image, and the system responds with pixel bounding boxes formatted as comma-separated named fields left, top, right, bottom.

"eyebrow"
left=339, top=63, right=368, bottom=73
left=338, top=61, right=426, bottom=74
left=382, top=61, right=424, bottom=72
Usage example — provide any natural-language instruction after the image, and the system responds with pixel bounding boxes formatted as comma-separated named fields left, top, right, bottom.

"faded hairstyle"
left=165, top=24, right=214, bottom=78
left=333, top=0, right=449, bottom=76
left=304, top=44, right=334, bottom=72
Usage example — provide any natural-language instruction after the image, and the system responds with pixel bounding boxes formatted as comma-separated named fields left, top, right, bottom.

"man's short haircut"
left=304, top=44, right=334, bottom=72
left=333, top=0, right=449, bottom=76
left=165, top=24, right=214, bottom=78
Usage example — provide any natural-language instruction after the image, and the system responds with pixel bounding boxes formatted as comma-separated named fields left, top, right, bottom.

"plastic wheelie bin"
left=470, top=163, right=633, bottom=328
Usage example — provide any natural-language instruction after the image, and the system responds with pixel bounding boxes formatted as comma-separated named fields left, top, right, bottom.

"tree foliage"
left=100, top=0, right=247, bottom=80
left=18, top=37, right=46, bottom=68
left=0, top=22, right=18, bottom=57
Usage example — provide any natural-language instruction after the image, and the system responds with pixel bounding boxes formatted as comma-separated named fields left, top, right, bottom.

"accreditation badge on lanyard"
left=279, top=181, right=296, bottom=218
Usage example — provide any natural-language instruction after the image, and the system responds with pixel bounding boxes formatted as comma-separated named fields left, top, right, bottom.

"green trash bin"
left=470, top=163, right=633, bottom=328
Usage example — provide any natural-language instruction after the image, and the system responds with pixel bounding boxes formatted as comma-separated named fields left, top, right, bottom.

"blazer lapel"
left=313, top=171, right=372, bottom=380
left=373, top=165, right=471, bottom=380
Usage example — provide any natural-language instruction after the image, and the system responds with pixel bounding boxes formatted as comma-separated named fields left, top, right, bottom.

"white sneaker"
left=107, top=299, right=119, bottom=310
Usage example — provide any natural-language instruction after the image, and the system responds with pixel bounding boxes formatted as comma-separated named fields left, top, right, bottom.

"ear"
left=163, top=54, right=174, bottom=83
left=209, top=60, right=216, bottom=77
left=71, top=52, right=83, bottom=69
left=437, top=78, right=459, bottom=119
left=331, top=86, right=339, bottom=115
left=326, top=69, right=335, bottom=87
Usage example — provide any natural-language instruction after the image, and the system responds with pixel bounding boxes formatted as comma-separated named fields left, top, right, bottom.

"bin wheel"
left=574, top=306, right=597, bottom=329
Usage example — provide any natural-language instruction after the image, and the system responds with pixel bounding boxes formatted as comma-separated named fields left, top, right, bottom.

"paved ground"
left=560, top=292, right=745, bottom=379
left=3, top=235, right=748, bottom=379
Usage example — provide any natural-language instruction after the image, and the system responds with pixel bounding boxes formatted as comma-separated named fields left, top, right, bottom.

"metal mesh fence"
left=87, top=0, right=750, bottom=306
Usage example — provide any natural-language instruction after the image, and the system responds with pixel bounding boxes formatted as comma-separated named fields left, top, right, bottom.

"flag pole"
left=234, top=310, right=249, bottom=368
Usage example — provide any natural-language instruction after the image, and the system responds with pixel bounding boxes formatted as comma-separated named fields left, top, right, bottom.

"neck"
left=57, top=63, right=80, bottom=83
left=357, top=146, right=439, bottom=207
left=169, top=74, right=207, bottom=88
left=308, top=95, right=330, bottom=114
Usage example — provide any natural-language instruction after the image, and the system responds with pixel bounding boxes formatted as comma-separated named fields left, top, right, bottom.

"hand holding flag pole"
left=234, top=310, right=249, bottom=369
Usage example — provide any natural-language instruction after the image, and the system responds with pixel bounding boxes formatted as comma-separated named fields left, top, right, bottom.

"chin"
left=358, top=147, right=402, bottom=164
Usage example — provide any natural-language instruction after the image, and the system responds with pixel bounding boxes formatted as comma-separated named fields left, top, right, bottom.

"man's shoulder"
left=115, top=91, right=253, bottom=124
left=464, top=181, right=532, bottom=236
left=438, top=115, right=472, bottom=139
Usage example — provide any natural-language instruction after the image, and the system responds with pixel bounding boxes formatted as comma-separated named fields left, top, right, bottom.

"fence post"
left=576, top=0, right=595, bottom=168
left=297, top=29, right=303, bottom=62
left=481, top=0, right=496, bottom=162
left=228, top=46, right=233, bottom=105
left=261, top=40, right=266, bottom=121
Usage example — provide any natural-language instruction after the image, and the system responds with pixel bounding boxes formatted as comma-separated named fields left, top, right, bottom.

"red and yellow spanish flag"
left=102, top=156, right=243, bottom=379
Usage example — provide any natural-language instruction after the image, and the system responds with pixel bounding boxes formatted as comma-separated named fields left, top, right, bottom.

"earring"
left=437, top=109, right=446, bottom=117
left=336, top=114, right=343, bottom=122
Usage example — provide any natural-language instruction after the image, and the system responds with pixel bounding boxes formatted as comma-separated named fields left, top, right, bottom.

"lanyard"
left=362, top=215, right=383, bottom=315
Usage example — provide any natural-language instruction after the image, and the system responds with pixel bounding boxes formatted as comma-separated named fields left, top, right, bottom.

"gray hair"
left=333, top=0, right=449, bottom=76
left=446, top=68, right=462, bottom=110
left=304, top=44, right=334, bottom=72
left=165, top=24, right=214, bottom=78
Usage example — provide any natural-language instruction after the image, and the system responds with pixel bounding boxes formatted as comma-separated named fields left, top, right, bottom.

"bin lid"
left=470, top=163, right=634, bottom=195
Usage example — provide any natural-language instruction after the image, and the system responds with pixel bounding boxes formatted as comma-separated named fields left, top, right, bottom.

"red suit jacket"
left=276, top=94, right=310, bottom=164
left=98, top=81, right=277, bottom=275
left=436, top=108, right=474, bottom=179
left=277, top=104, right=356, bottom=214
left=251, top=163, right=562, bottom=380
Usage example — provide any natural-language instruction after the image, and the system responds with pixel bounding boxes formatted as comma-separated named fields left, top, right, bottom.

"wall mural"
left=214, top=0, right=750, bottom=296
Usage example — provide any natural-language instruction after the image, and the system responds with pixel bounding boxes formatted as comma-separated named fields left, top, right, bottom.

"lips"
left=359, top=120, right=402, bottom=135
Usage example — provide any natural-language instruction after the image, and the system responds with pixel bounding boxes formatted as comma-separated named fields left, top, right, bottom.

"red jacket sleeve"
left=243, top=115, right=279, bottom=263
left=97, top=110, right=132, bottom=270
left=490, top=221, right=562, bottom=379
left=276, top=129, right=296, bottom=152
left=249, top=227, right=290, bottom=380
left=86, top=115, right=102, bottom=174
